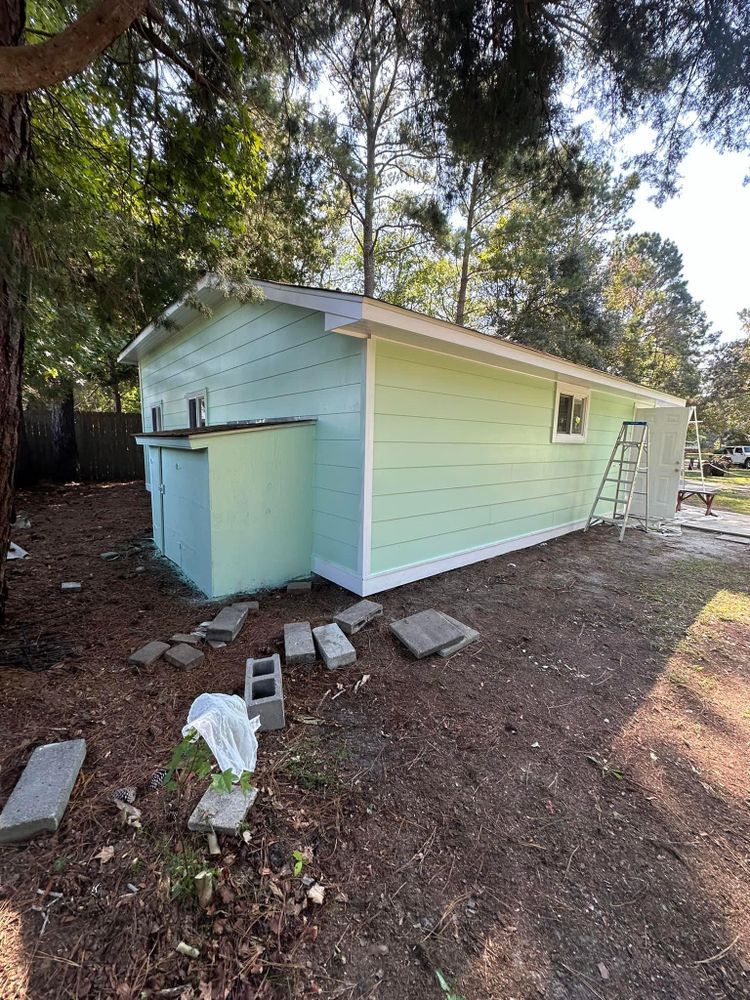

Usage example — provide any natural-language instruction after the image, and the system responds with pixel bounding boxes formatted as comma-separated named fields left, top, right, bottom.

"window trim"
left=150, top=401, right=163, bottom=433
left=552, top=382, right=590, bottom=444
left=186, top=389, right=208, bottom=429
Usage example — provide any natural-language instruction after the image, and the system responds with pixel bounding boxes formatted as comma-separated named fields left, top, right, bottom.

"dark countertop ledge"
left=135, top=416, right=317, bottom=439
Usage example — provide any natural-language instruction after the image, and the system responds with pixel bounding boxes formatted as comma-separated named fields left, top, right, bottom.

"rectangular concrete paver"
left=0, top=739, right=86, bottom=843
left=245, top=654, right=285, bottom=730
left=334, top=599, right=383, bottom=636
left=187, top=785, right=258, bottom=835
left=128, top=640, right=170, bottom=666
left=284, top=622, right=316, bottom=665
left=61, top=582, right=81, bottom=591
left=287, top=580, right=312, bottom=593
left=313, top=623, right=356, bottom=668
left=206, top=605, right=248, bottom=642
left=169, top=633, right=201, bottom=646
left=390, top=610, right=464, bottom=658
left=165, top=642, right=204, bottom=670
left=233, top=601, right=259, bottom=613
left=436, top=613, right=480, bottom=656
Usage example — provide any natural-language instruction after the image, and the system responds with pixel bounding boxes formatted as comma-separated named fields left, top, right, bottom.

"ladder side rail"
left=618, top=425, right=648, bottom=540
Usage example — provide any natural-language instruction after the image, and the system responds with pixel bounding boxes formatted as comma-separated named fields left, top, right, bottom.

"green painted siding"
left=207, top=426, right=314, bottom=596
left=139, top=299, right=364, bottom=574
left=370, top=341, right=635, bottom=575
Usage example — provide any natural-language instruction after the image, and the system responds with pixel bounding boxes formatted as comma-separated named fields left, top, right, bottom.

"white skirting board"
left=312, top=518, right=588, bottom=597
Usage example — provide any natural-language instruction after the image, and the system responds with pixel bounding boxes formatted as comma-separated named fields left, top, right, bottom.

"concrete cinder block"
left=0, top=739, right=86, bottom=843
left=284, top=621, right=316, bottom=665
left=334, top=599, right=383, bottom=636
left=287, top=579, right=312, bottom=593
left=165, top=642, right=204, bottom=670
left=389, top=610, right=464, bottom=659
left=169, top=633, right=201, bottom=646
left=128, top=640, right=170, bottom=666
left=206, top=605, right=248, bottom=642
left=187, top=785, right=258, bottom=835
left=313, top=623, right=356, bottom=669
left=436, top=613, right=480, bottom=656
left=244, top=654, right=285, bottom=731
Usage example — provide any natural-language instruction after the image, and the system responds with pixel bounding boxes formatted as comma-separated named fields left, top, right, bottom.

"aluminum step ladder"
left=585, top=420, right=650, bottom=541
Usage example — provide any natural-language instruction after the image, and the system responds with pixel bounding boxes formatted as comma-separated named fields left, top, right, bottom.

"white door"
left=633, top=406, right=691, bottom=523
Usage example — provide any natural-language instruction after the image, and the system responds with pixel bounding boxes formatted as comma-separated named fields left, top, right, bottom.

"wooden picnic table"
left=677, top=481, right=719, bottom=516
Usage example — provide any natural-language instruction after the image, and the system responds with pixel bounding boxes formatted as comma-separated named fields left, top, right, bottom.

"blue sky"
left=627, top=146, right=749, bottom=343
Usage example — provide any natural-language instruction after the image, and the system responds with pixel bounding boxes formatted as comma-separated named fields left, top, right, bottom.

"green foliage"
left=699, top=318, right=750, bottom=443
left=605, top=233, right=717, bottom=397
left=434, top=968, right=465, bottom=1000
left=165, top=728, right=253, bottom=792
left=292, top=850, right=307, bottom=877
left=162, top=842, right=218, bottom=902
left=21, top=0, right=338, bottom=410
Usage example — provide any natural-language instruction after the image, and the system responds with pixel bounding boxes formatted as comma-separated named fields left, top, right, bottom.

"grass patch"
left=283, top=737, right=348, bottom=791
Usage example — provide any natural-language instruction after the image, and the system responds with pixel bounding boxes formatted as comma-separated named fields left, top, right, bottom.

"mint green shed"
left=119, top=278, right=687, bottom=598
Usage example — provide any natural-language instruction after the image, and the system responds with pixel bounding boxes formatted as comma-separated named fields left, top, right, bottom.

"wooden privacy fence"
left=21, top=411, right=144, bottom=482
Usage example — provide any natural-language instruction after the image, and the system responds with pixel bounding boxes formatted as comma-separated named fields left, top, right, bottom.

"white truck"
left=720, top=445, right=750, bottom=469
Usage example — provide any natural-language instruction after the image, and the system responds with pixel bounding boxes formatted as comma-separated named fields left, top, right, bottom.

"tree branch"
left=0, top=0, right=149, bottom=93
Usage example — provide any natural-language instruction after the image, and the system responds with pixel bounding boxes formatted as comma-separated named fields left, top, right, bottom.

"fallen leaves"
left=94, top=845, right=115, bottom=865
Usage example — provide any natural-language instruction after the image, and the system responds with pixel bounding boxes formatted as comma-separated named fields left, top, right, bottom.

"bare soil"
left=1, top=481, right=750, bottom=1000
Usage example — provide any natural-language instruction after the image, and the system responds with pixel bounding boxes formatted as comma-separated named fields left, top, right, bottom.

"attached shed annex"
left=119, top=277, right=688, bottom=598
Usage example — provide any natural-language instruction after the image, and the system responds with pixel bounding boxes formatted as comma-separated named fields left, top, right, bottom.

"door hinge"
left=159, top=484, right=166, bottom=495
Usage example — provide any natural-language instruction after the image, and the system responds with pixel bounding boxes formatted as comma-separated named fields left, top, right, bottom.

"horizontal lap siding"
left=139, top=299, right=364, bottom=574
left=370, top=341, right=634, bottom=574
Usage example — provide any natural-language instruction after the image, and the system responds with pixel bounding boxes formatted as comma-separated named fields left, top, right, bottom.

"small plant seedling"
left=434, top=968, right=465, bottom=1000
left=164, top=729, right=253, bottom=794
left=292, top=850, right=306, bottom=877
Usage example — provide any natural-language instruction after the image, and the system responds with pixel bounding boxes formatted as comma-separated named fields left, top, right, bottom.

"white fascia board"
left=360, top=300, right=685, bottom=407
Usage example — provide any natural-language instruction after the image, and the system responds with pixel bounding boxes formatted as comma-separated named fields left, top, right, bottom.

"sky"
left=626, top=145, right=749, bottom=344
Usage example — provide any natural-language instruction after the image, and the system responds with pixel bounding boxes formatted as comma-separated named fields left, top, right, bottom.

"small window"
left=150, top=404, right=162, bottom=432
left=187, top=392, right=207, bottom=429
left=553, top=383, right=589, bottom=442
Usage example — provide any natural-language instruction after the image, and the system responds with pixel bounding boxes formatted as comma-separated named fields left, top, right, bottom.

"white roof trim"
left=118, top=275, right=685, bottom=406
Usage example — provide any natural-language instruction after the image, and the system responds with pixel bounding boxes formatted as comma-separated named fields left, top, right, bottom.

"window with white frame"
left=553, top=383, right=589, bottom=442
left=187, top=391, right=207, bottom=429
left=150, top=403, right=163, bottom=432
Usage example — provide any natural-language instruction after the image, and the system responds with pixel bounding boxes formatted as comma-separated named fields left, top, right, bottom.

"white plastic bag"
left=182, top=693, right=260, bottom=781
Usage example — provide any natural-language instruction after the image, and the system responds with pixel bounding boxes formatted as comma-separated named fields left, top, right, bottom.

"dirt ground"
left=1, top=481, right=750, bottom=1000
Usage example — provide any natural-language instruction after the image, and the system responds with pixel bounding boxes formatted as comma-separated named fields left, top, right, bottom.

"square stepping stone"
left=206, top=605, right=248, bottom=642
left=334, top=599, right=383, bottom=636
left=312, top=623, right=356, bottom=668
left=284, top=622, right=316, bottom=665
left=165, top=642, right=204, bottom=670
left=389, top=610, right=464, bottom=659
left=169, top=633, right=201, bottom=646
left=436, top=613, right=480, bottom=656
left=188, top=785, right=258, bottom=835
left=0, top=739, right=86, bottom=843
left=128, top=640, right=169, bottom=666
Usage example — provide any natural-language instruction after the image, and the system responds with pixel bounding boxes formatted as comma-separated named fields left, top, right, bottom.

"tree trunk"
left=361, top=45, right=378, bottom=299
left=50, top=384, right=78, bottom=481
left=455, top=164, right=480, bottom=327
left=0, top=0, right=31, bottom=623
left=110, top=358, right=122, bottom=413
